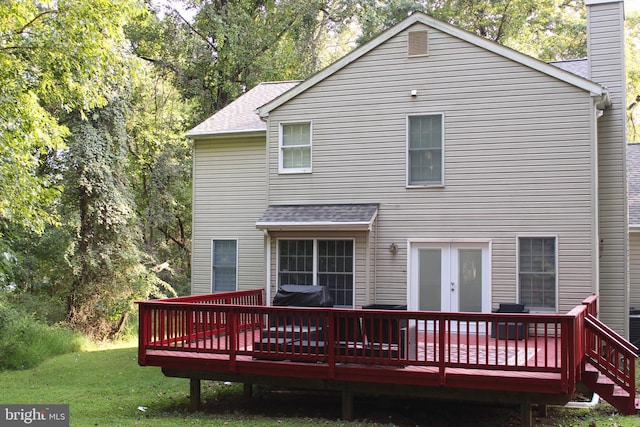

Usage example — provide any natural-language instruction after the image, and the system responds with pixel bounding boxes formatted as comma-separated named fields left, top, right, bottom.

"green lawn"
left=0, top=344, right=638, bottom=426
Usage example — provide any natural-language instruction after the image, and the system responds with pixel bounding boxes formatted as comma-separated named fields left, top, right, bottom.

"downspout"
left=591, top=96, right=602, bottom=303
left=265, top=230, right=272, bottom=305
left=592, top=90, right=612, bottom=315
left=373, top=216, right=378, bottom=304
left=262, top=113, right=272, bottom=304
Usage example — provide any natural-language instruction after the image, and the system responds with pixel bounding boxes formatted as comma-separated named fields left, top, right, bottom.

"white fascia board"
left=255, top=221, right=374, bottom=232
left=630, top=225, right=640, bottom=232
left=258, top=12, right=604, bottom=117
left=187, top=129, right=265, bottom=140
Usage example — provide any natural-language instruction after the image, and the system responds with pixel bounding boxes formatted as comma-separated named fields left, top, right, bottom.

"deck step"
left=596, top=376, right=615, bottom=386
left=612, top=386, right=630, bottom=398
left=581, top=366, right=637, bottom=416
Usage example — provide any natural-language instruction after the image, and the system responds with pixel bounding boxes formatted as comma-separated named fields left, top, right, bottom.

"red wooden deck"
left=137, top=291, right=638, bottom=426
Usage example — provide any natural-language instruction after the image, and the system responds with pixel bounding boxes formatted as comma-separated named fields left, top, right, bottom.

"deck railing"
left=137, top=291, right=603, bottom=393
left=137, top=289, right=264, bottom=365
left=583, top=313, right=637, bottom=413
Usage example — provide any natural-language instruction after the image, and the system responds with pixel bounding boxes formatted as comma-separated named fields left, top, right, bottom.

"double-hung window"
left=518, top=237, right=557, bottom=311
left=278, top=239, right=354, bottom=307
left=407, top=114, right=443, bottom=186
left=280, top=122, right=311, bottom=173
left=212, top=239, right=237, bottom=292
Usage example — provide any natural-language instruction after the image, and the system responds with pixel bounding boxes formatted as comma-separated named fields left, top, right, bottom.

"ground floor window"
left=212, top=239, right=237, bottom=292
left=278, top=239, right=354, bottom=307
left=518, top=237, right=556, bottom=311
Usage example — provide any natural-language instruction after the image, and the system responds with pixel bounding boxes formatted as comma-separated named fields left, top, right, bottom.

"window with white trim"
left=518, top=237, right=557, bottom=311
left=280, top=122, right=311, bottom=173
left=278, top=239, right=354, bottom=306
left=408, top=114, right=443, bottom=186
left=212, top=239, right=237, bottom=292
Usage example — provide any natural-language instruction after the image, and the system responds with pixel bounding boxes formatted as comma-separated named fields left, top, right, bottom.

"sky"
left=629, top=0, right=640, bottom=13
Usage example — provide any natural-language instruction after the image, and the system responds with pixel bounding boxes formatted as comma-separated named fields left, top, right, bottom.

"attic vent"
left=408, top=30, right=429, bottom=57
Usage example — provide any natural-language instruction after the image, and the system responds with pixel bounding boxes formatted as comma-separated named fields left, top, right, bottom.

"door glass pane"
left=458, top=249, right=482, bottom=312
left=419, top=249, right=441, bottom=311
left=318, top=240, right=354, bottom=306
left=279, top=240, right=313, bottom=286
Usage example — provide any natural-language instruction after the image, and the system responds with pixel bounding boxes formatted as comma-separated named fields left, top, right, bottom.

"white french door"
left=409, top=241, right=491, bottom=313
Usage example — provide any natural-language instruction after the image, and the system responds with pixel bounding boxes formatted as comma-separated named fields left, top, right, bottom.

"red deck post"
left=438, top=315, right=446, bottom=385
left=228, top=308, right=237, bottom=372
left=137, top=303, right=149, bottom=365
left=328, top=310, right=336, bottom=379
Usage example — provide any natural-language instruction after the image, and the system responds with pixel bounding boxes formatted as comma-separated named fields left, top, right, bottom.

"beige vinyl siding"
left=589, top=1, right=628, bottom=334
left=630, top=232, right=640, bottom=308
left=265, top=24, right=596, bottom=311
left=191, top=136, right=267, bottom=295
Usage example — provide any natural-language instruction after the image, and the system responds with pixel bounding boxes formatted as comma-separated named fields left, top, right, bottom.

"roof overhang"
left=256, top=204, right=379, bottom=232
left=186, top=129, right=266, bottom=140
left=257, top=12, right=606, bottom=118
left=630, top=225, right=640, bottom=233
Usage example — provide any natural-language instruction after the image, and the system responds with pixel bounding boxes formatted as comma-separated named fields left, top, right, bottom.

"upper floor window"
left=407, top=114, right=443, bottom=186
left=280, top=122, right=311, bottom=173
left=212, top=239, right=237, bottom=292
left=518, top=237, right=557, bottom=311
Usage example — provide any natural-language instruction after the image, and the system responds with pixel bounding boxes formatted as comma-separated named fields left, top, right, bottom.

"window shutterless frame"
left=276, top=238, right=355, bottom=307
left=279, top=121, right=312, bottom=174
left=211, top=238, right=238, bottom=293
left=406, top=113, right=445, bottom=187
left=516, top=235, right=558, bottom=312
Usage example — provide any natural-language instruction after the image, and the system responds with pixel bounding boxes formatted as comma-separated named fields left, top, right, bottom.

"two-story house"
left=187, top=0, right=629, bottom=335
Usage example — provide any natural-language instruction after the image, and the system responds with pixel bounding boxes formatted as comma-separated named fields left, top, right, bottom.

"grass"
left=0, top=343, right=638, bottom=426
left=0, top=301, right=87, bottom=370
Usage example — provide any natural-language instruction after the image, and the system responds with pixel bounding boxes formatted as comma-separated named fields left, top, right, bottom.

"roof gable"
left=258, top=13, right=604, bottom=117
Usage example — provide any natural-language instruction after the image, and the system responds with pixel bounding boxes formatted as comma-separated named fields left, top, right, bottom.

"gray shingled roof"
left=256, top=204, right=379, bottom=231
left=549, top=59, right=589, bottom=79
left=628, top=143, right=640, bottom=226
left=186, top=81, right=301, bottom=137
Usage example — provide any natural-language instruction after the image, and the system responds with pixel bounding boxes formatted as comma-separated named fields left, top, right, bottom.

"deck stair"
left=580, top=314, right=639, bottom=415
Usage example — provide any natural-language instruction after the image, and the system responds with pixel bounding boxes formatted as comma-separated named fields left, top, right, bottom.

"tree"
left=63, top=98, right=149, bottom=338
left=130, top=0, right=343, bottom=122
left=126, top=65, right=194, bottom=295
left=342, top=0, right=586, bottom=61
left=0, top=0, right=143, bottom=234
left=626, top=11, right=640, bottom=142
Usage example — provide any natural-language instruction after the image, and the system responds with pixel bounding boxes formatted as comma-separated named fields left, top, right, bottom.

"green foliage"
left=129, top=0, right=337, bottom=121
left=63, top=98, right=147, bottom=338
left=627, top=11, right=640, bottom=142
left=343, top=0, right=587, bottom=61
left=0, top=296, right=83, bottom=370
left=127, top=65, right=193, bottom=296
left=0, top=0, right=144, bottom=233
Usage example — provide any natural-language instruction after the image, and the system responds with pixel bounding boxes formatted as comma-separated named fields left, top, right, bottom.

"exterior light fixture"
left=389, top=243, right=398, bottom=254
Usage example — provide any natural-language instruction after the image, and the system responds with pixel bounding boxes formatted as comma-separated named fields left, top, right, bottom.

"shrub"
left=0, top=298, right=84, bottom=370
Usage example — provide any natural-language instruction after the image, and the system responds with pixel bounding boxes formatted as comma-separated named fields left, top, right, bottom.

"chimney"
left=586, top=0, right=629, bottom=336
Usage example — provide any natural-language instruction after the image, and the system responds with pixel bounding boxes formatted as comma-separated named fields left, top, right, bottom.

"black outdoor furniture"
left=254, top=285, right=333, bottom=355
left=490, top=303, right=529, bottom=340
